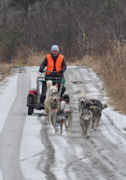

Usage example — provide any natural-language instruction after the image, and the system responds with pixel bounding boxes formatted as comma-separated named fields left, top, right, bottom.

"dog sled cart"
left=27, top=72, right=65, bottom=115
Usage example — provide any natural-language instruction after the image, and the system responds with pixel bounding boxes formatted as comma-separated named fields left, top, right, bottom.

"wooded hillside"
left=0, top=0, right=126, bottom=61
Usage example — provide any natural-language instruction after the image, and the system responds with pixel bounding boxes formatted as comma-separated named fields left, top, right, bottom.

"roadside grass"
left=82, top=44, right=126, bottom=113
left=0, top=63, right=14, bottom=81
left=0, top=49, right=44, bottom=80
left=11, top=48, right=44, bottom=66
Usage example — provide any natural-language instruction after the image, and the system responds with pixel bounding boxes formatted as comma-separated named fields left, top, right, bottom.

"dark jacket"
left=39, top=54, right=66, bottom=77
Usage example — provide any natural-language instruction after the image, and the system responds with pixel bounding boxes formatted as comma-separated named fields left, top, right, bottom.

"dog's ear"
left=55, top=83, right=58, bottom=88
left=80, top=110, right=83, bottom=115
left=47, top=80, right=52, bottom=89
left=80, top=91, right=85, bottom=97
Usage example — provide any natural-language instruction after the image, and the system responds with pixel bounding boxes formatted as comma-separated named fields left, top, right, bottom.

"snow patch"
left=20, top=68, right=46, bottom=179
left=103, top=108, right=126, bottom=134
left=0, top=73, right=18, bottom=132
left=0, top=170, right=3, bottom=180
left=20, top=114, right=46, bottom=180
left=48, top=124, right=77, bottom=180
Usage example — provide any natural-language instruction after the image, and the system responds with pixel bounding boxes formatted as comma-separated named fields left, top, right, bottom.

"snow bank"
left=20, top=114, right=46, bottom=180
left=0, top=72, right=18, bottom=132
left=0, top=170, right=3, bottom=180
left=103, top=107, right=126, bottom=134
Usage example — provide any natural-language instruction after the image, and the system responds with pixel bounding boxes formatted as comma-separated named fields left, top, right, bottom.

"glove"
left=39, top=68, right=44, bottom=73
left=39, top=69, right=42, bottom=73
left=58, top=70, right=63, bottom=74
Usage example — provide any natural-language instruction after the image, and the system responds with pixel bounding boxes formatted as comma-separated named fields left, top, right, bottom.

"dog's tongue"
left=66, top=110, right=70, bottom=114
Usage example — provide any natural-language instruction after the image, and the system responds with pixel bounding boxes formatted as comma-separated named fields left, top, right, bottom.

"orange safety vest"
left=46, top=54, right=64, bottom=75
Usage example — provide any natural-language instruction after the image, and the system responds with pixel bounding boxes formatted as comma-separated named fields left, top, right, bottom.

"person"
left=39, top=45, right=67, bottom=104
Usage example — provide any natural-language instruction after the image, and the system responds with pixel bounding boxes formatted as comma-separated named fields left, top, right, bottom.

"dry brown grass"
left=82, top=43, right=126, bottom=113
left=0, top=48, right=44, bottom=81
left=0, top=63, right=14, bottom=81
left=12, top=47, right=44, bottom=66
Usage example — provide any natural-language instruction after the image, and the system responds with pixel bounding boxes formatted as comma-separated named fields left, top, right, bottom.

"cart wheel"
left=28, top=107, right=34, bottom=115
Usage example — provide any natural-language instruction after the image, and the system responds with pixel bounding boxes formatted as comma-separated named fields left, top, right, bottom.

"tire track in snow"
left=66, top=68, right=107, bottom=180
left=103, top=112, right=126, bottom=138
left=5, top=65, right=125, bottom=180
left=78, top=67, right=126, bottom=179
left=63, top=67, right=105, bottom=180
left=0, top=70, right=18, bottom=180
left=0, top=171, right=3, bottom=180
left=38, top=115, right=57, bottom=180
left=65, top=66, right=126, bottom=180
left=20, top=67, right=46, bottom=180
left=25, top=66, right=126, bottom=180
left=0, top=68, right=30, bottom=180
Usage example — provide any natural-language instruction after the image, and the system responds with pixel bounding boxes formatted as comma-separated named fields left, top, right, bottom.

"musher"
left=39, top=45, right=67, bottom=104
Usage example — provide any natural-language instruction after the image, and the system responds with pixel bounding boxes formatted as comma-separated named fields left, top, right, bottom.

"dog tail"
left=47, top=80, right=52, bottom=89
left=102, top=104, right=107, bottom=109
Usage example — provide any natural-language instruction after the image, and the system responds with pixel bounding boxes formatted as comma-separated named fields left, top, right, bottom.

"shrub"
left=0, top=28, right=21, bottom=62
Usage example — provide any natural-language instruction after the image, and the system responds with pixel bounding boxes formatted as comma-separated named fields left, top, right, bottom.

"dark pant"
left=40, top=77, right=66, bottom=103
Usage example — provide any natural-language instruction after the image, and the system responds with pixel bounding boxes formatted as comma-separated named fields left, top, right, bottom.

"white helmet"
left=51, top=45, right=59, bottom=52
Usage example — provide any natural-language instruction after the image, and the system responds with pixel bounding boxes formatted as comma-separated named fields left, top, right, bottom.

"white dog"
left=44, top=81, right=60, bottom=124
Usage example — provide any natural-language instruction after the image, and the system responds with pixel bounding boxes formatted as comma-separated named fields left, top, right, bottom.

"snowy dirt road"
left=0, top=66, right=126, bottom=180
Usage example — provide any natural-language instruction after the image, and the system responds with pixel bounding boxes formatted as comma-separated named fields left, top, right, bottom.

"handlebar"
left=37, top=76, right=65, bottom=83
left=41, top=70, right=63, bottom=74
